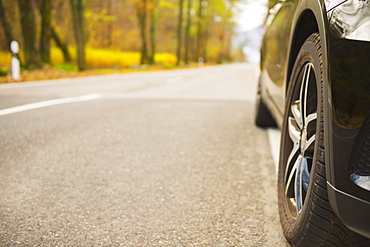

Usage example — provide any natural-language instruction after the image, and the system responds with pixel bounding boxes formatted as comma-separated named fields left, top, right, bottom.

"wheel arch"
left=286, top=10, right=319, bottom=93
left=285, top=0, right=334, bottom=184
left=285, top=0, right=329, bottom=92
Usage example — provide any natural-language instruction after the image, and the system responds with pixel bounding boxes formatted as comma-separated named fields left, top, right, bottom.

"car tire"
left=255, top=83, right=276, bottom=127
left=278, top=33, right=370, bottom=246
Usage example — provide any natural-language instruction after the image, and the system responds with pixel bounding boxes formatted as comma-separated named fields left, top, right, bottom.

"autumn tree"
left=184, top=0, right=192, bottom=65
left=18, top=0, right=43, bottom=69
left=0, top=0, right=245, bottom=71
left=195, top=0, right=205, bottom=62
left=39, top=0, right=52, bottom=63
left=70, top=0, right=86, bottom=71
left=136, top=0, right=149, bottom=65
left=107, top=0, right=113, bottom=48
left=0, top=0, right=13, bottom=49
left=148, top=0, right=157, bottom=64
left=51, top=27, right=72, bottom=63
left=50, top=0, right=71, bottom=63
left=216, top=0, right=234, bottom=63
left=176, top=0, right=184, bottom=65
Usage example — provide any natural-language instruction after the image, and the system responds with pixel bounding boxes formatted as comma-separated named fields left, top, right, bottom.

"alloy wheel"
left=284, top=62, right=317, bottom=218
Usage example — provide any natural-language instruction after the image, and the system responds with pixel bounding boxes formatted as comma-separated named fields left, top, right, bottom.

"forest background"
left=0, top=0, right=264, bottom=82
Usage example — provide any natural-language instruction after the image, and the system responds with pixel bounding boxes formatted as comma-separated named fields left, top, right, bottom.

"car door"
left=260, top=0, right=298, bottom=118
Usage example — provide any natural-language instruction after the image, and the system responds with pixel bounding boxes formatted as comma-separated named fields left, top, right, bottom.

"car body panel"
left=260, top=0, right=370, bottom=238
left=260, top=0, right=297, bottom=120
left=325, top=1, right=370, bottom=237
left=325, top=0, right=370, bottom=197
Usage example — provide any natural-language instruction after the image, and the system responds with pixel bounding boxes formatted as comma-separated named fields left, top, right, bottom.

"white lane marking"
left=0, top=94, right=102, bottom=116
left=267, top=128, right=281, bottom=174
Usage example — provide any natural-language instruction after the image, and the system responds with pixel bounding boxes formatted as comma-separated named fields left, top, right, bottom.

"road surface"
left=0, top=64, right=288, bottom=246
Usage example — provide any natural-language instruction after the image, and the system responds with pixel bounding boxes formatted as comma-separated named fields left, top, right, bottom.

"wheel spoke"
left=303, top=134, right=316, bottom=152
left=306, top=112, right=317, bottom=126
left=300, top=63, right=312, bottom=128
left=303, top=107, right=317, bottom=152
left=285, top=155, right=302, bottom=197
left=285, top=144, right=299, bottom=177
left=285, top=117, right=301, bottom=178
left=288, top=117, right=301, bottom=145
left=291, top=102, right=303, bottom=129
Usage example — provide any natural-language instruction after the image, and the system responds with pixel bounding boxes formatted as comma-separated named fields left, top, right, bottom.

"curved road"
left=0, top=64, right=288, bottom=246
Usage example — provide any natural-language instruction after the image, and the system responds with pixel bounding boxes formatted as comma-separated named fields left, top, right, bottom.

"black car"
left=255, top=0, right=370, bottom=245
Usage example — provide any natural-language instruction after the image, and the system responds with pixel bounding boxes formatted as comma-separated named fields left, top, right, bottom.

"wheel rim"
left=284, top=62, right=318, bottom=218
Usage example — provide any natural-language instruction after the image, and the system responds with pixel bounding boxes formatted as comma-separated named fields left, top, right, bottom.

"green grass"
left=54, top=63, right=79, bottom=72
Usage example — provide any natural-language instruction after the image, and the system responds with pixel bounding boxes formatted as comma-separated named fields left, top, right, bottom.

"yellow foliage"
left=50, top=47, right=70, bottom=65
left=85, top=48, right=140, bottom=68
left=0, top=47, right=177, bottom=71
left=81, top=48, right=176, bottom=68
left=0, top=52, right=12, bottom=69
left=207, top=45, right=222, bottom=62
left=154, top=53, right=177, bottom=67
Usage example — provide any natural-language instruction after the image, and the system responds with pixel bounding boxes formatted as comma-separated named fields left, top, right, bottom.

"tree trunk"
left=195, top=0, right=203, bottom=62
left=18, top=0, right=43, bottom=69
left=70, top=0, right=85, bottom=71
left=34, top=0, right=71, bottom=63
left=148, top=0, right=156, bottom=65
left=39, top=0, right=52, bottom=64
left=0, top=0, right=13, bottom=49
left=224, top=21, right=231, bottom=62
left=184, top=0, right=192, bottom=65
left=107, top=0, right=112, bottom=48
left=203, top=23, right=209, bottom=63
left=51, top=27, right=71, bottom=63
left=137, top=0, right=148, bottom=65
left=176, top=0, right=184, bottom=66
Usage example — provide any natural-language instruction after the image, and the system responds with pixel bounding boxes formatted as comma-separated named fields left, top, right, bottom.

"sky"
left=236, top=0, right=268, bottom=31
left=233, top=0, right=269, bottom=63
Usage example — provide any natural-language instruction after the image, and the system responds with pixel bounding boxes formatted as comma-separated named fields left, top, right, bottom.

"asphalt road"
left=0, top=64, right=288, bottom=246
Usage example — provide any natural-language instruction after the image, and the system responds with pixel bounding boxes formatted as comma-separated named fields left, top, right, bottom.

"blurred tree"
left=148, top=0, right=157, bottom=64
left=136, top=0, right=149, bottom=64
left=51, top=27, right=72, bottom=63
left=0, top=0, right=243, bottom=70
left=176, top=0, right=184, bottom=65
left=184, top=0, right=192, bottom=65
left=70, top=0, right=86, bottom=71
left=107, top=0, right=113, bottom=48
left=0, top=0, right=13, bottom=49
left=39, top=0, right=52, bottom=63
left=219, top=0, right=234, bottom=63
left=195, top=0, right=205, bottom=62
left=18, top=0, right=43, bottom=69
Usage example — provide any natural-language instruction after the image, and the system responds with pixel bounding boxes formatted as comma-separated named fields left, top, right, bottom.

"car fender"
left=284, top=0, right=335, bottom=186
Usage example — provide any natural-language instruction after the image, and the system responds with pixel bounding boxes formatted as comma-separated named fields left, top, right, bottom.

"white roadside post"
left=198, top=57, right=204, bottom=67
left=10, top=41, right=20, bottom=81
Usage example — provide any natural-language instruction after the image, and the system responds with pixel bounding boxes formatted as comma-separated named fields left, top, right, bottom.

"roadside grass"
left=0, top=47, right=178, bottom=83
left=0, top=52, right=11, bottom=77
left=52, top=47, right=177, bottom=69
